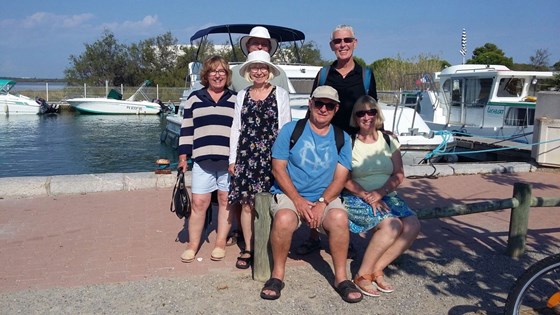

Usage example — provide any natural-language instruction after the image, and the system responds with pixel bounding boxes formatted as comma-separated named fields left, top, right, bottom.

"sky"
left=1, top=0, right=559, bottom=79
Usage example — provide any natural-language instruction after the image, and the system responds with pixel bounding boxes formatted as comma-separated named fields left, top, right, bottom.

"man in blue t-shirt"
left=259, top=86, right=363, bottom=303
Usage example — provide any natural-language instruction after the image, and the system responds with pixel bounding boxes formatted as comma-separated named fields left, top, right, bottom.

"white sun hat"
left=239, top=26, right=279, bottom=57
left=238, top=50, right=281, bottom=77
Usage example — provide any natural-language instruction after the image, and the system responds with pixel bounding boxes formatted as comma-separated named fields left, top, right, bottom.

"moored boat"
left=66, top=80, right=163, bottom=115
left=411, top=64, right=556, bottom=144
left=1, top=79, right=59, bottom=115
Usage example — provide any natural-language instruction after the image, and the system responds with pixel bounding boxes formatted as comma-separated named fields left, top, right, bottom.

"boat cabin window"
left=497, top=78, right=524, bottom=97
left=505, top=107, right=534, bottom=126
left=444, top=78, right=492, bottom=107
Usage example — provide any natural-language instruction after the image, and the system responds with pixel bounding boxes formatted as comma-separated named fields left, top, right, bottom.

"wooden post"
left=506, top=182, right=532, bottom=258
left=253, top=192, right=273, bottom=282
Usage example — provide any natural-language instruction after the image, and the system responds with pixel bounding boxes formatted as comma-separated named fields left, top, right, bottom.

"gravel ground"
left=1, top=242, right=554, bottom=315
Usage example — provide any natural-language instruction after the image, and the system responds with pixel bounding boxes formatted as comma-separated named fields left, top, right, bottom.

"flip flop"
left=335, top=280, right=363, bottom=303
left=260, top=278, right=285, bottom=300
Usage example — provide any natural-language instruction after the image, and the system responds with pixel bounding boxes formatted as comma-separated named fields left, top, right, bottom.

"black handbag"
left=170, top=171, right=191, bottom=219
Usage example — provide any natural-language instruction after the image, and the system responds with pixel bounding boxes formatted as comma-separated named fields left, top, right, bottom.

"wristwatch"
left=318, top=196, right=328, bottom=205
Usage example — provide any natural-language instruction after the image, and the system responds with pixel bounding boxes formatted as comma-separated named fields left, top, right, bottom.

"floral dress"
left=228, top=87, right=279, bottom=206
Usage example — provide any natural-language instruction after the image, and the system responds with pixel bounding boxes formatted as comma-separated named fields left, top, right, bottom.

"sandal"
left=210, top=247, right=226, bottom=261
left=295, top=238, right=321, bottom=256
left=180, top=248, right=196, bottom=263
left=335, top=280, right=363, bottom=303
left=353, top=274, right=380, bottom=297
left=260, top=278, right=285, bottom=300
left=373, top=271, right=395, bottom=293
left=235, top=250, right=253, bottom=269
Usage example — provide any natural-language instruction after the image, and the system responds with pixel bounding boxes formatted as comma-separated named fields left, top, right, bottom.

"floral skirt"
left=342, top=192, right=416, bottom=234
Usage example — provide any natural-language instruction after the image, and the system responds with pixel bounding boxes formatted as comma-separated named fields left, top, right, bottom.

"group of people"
left=177, top=25, right=421, bottom=303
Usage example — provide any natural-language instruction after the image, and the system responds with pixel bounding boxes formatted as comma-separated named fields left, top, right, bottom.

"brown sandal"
left=373, top=271, right=394, bottom=293
left=353, top=274, right=380, bottom=297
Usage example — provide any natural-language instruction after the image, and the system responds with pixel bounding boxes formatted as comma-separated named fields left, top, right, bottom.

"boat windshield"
left=497, top=78, right=524, bottom=97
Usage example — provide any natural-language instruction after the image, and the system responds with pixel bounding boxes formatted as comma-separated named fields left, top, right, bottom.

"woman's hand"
left=363, top=191, right=390, bottom=215
left=228, top=163, right=235, bottom=176
left=177, top=160, right=188, bottom=173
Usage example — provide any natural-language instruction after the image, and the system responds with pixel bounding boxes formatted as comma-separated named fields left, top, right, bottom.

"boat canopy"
left=189, top=24, right=307, bottom=63
left=0, top=79, right=16, bottom=94
left=189, top=24, right=305, bottom=43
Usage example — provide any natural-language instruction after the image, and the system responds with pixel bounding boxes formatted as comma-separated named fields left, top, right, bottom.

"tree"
left=467, top=43, right=513, bottom=68
left=530, top=48, right=551, bottom=70
left=371, top=55, right=447, bottom=91
left=64, top=30, right=131, bottom=86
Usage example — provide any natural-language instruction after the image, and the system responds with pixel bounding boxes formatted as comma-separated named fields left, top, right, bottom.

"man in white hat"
left=231, top=26, right=290, bottom=92
left=239, top=26, right=279, bottom=57
left=259, top=86, right=363, bottom=303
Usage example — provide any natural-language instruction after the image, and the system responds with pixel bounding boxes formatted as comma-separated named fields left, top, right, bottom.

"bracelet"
left=179, top=159, right=187, bottom=162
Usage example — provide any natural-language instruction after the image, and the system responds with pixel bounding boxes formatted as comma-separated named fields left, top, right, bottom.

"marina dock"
left=454, top=135, right=533, bottom=162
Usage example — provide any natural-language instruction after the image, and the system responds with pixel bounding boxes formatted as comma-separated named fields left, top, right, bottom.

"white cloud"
left=100, top=15, right=160, bottom=33
left=18, top=12, right=94, bottom=29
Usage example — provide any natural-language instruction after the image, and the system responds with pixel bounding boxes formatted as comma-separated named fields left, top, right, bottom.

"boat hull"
left=1, top=94, right=41, bottom=115
left=66, top=98, right=161, bottom=115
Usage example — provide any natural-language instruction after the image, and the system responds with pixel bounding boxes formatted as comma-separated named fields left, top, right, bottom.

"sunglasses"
left=355, top=109, right=377, bottom=117
left=313, top=100, right=337, bottom=111
left=331, top=37, right=355, bottom=45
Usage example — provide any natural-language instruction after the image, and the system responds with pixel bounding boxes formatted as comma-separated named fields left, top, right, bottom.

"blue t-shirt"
left=270, top=120, right=352, bottom=201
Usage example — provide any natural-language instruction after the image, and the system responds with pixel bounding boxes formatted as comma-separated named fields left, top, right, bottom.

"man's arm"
left=272, top=158, right=315, bottom=223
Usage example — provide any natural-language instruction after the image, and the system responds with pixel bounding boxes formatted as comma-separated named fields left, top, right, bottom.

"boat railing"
left=378, top=90, right=426, bottom=137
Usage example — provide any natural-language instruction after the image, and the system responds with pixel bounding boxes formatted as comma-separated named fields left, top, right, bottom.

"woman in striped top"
left=177, top=56, right=237, bottom=263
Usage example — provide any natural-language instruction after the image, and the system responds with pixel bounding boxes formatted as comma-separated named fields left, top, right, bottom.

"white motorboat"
left=161, top=24, right=321, bottom=148
left=1, top=79, right=59, bottom=115
left=411, top=64, right=556, bottom=144
left=66, top=80, right=163, bottom=115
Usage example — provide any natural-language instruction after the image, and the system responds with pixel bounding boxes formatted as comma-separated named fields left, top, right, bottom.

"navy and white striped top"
left=178, top=88, right=236, bottom=164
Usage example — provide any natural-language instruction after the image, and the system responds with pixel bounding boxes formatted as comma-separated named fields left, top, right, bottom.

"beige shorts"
left=270, top=193, right=346, bottom=234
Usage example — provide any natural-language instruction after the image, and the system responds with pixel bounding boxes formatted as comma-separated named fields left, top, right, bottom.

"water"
left=0, top=112, right=178, bottom=177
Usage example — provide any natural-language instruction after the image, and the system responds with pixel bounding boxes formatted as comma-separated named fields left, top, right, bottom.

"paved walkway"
left=1, top=168, right=559, bottom=294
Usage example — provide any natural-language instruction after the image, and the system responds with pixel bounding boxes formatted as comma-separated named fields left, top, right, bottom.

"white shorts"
left=190, top=160, right=230, bottom=194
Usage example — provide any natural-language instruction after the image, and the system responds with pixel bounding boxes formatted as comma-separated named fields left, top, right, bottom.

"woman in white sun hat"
left=228, top=50, right=291, bottom=269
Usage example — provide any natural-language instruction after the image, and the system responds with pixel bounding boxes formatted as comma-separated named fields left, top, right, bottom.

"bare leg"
left=322, top=208, right=361, bottom=301
left=373, top=216, right=420, bottom=272
left=214, top=190, right=233, bottom=249
left=357, top=217, right=402, bottom=277
left=236, top=203, right=254, bottom=267
left=262, top=209, right=298, bottom=297
left=187, top=192, right=212, bottom=251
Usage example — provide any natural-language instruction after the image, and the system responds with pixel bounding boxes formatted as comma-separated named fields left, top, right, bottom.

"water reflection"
left=0, top=112, right=178, bottom=177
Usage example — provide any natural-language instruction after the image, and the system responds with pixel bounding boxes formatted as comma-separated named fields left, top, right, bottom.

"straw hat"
left=239, top=26, right=279, bottom=57
left=238, top=50, right=281, bottom=77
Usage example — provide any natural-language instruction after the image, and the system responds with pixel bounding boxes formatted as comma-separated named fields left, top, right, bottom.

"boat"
left=1, top=79, right=60, bottom=115
left=66, top=80, right=164, bottom=115
left=410, top=64, right=556, bottom=144
left=161, top=24, right=322, bottom=148
left=160, top=24, right=453, bottom=164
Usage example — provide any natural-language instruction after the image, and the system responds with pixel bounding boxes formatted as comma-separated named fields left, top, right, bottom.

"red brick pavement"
left=0, top=171, right=559, bottom=293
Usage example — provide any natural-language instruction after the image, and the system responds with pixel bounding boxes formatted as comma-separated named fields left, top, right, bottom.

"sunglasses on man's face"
left=313, top=100, right=337, bottom=111
left=331, top=37, right=355, bottom=45
left=355, top=109, right=377, bottom=117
